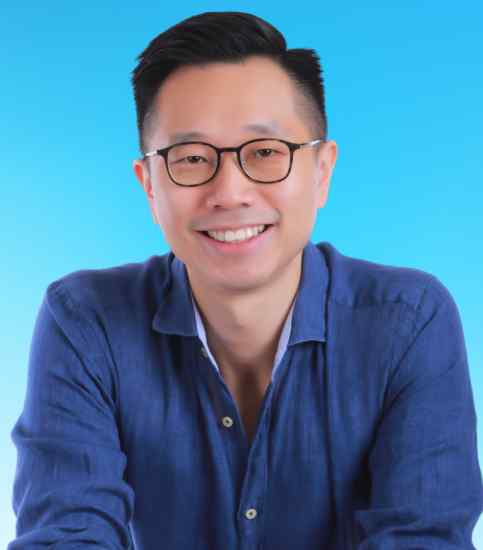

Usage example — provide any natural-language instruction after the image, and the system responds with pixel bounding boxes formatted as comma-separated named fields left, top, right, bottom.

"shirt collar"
left=152, top=239, right=328, bottom=345
left=190, top=286, right=296, bottom=376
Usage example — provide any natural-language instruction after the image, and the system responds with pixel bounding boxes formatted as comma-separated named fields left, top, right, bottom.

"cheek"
left=283, top=181, right=320, bottom=233
left=279, top=171, right=318, bottom=214
left=155, top=187, right=187, bottom=227
left=150, top=192, right=181, bottom=245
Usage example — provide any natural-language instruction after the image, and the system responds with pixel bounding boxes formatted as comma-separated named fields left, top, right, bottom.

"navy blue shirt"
left=9, top=240, right=483, bottom=549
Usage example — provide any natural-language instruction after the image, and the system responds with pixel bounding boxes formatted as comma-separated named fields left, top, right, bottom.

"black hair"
left=130, top=11, right=328, bottom=156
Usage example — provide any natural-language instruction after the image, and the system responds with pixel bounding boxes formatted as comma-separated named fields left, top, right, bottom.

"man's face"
left=133, top=56, right=337, bottom=296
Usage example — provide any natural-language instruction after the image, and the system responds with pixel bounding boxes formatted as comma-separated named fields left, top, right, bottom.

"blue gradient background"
left=2, top=2, right=482, bottom=547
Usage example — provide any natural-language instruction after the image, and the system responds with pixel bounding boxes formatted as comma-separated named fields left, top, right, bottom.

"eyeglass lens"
left=166, top=140, right=291, bottom=185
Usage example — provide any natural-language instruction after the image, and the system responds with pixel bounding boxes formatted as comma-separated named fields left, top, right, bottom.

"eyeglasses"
left=142, top=137, right=326, bottom=187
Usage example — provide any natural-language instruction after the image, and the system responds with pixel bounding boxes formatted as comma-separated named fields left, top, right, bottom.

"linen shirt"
left=9, top=240, right=483, bottom=549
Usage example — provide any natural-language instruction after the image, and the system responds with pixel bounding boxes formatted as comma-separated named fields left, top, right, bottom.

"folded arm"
left=354, top=278, right=483, bottom=549
left=9, top=282, right=135, bottom=549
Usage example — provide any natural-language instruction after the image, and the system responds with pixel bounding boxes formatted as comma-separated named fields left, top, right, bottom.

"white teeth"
left=207, top=225, right=266, bottom=243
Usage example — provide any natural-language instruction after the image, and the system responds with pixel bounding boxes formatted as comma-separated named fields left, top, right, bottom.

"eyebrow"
left=168, top=122, right=283, bottom=143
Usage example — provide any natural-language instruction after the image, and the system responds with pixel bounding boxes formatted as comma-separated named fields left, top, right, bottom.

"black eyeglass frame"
left=142, top=137, right=326, bottom=187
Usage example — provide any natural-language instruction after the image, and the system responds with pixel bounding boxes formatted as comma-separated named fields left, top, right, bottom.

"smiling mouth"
left=200, top=224, right=273, bottom=240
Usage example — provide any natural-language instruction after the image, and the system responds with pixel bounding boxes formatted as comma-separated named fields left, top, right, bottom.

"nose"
left=204, top=150, right=256, bottom=208
left=216, top=149, right=246, bottom=179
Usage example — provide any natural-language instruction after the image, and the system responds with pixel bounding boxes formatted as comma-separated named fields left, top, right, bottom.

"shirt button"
left=245, top=508, right=257, bottom=520
left=201, top=347, right=208, bottom=358
left=222, top=416, right=234, bottom=428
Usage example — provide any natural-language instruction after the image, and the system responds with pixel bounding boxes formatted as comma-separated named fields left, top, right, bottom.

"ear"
left=133, top=158, right=158, bottom=224
left=315, top=140, right=338, bottom=209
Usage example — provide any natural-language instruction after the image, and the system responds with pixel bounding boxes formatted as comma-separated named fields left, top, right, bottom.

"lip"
left=197, top=225, right=275, bottom=254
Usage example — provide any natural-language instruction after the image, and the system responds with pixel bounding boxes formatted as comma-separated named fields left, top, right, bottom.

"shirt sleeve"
left=8, top=281, right=135, bottom=549
left=354, top=277, right=483, bottom=549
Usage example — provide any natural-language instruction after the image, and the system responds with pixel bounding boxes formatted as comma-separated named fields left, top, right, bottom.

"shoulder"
left=315, top=241, right=456, bottom=319
left=44, top=251, right=174, bottom=317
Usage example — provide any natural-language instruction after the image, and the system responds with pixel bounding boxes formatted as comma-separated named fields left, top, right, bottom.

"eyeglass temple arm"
left=298, top=138, right=325, bottom=149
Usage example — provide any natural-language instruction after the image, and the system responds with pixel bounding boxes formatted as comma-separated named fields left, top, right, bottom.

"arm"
left=354, top=278, right=483, bottom=549
left=8, top=281, right=135, bottom=549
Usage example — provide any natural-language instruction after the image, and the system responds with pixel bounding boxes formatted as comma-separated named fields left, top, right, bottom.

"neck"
left=187, top=251, right=302, bottom=376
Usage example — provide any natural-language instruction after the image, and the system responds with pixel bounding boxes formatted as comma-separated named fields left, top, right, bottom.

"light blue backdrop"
left=1, top=2, right=482, bottom=547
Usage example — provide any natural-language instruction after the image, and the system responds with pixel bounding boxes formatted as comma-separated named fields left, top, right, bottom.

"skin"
left=133, top=56, right=337, bottom=438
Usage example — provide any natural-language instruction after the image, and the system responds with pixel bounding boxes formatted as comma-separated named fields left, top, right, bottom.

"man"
left=9, top=11, right=483, bottom=550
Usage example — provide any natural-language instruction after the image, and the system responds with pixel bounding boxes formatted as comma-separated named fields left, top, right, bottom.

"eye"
left=255, top=148, right=276, bottom=158
left=173, top=155, right=207, bottom=165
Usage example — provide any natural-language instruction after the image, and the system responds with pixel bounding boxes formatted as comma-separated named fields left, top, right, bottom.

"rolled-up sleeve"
left=8, top=282, right=135, bottom=549
left=354, top=278, right=483, bottom=549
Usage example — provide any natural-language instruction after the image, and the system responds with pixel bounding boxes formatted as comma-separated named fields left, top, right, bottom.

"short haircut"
left=131, top=11, right=328, bottom=156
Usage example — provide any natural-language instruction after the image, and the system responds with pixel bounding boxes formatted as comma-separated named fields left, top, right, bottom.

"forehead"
left=149, top=57, right=307, bottom=145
